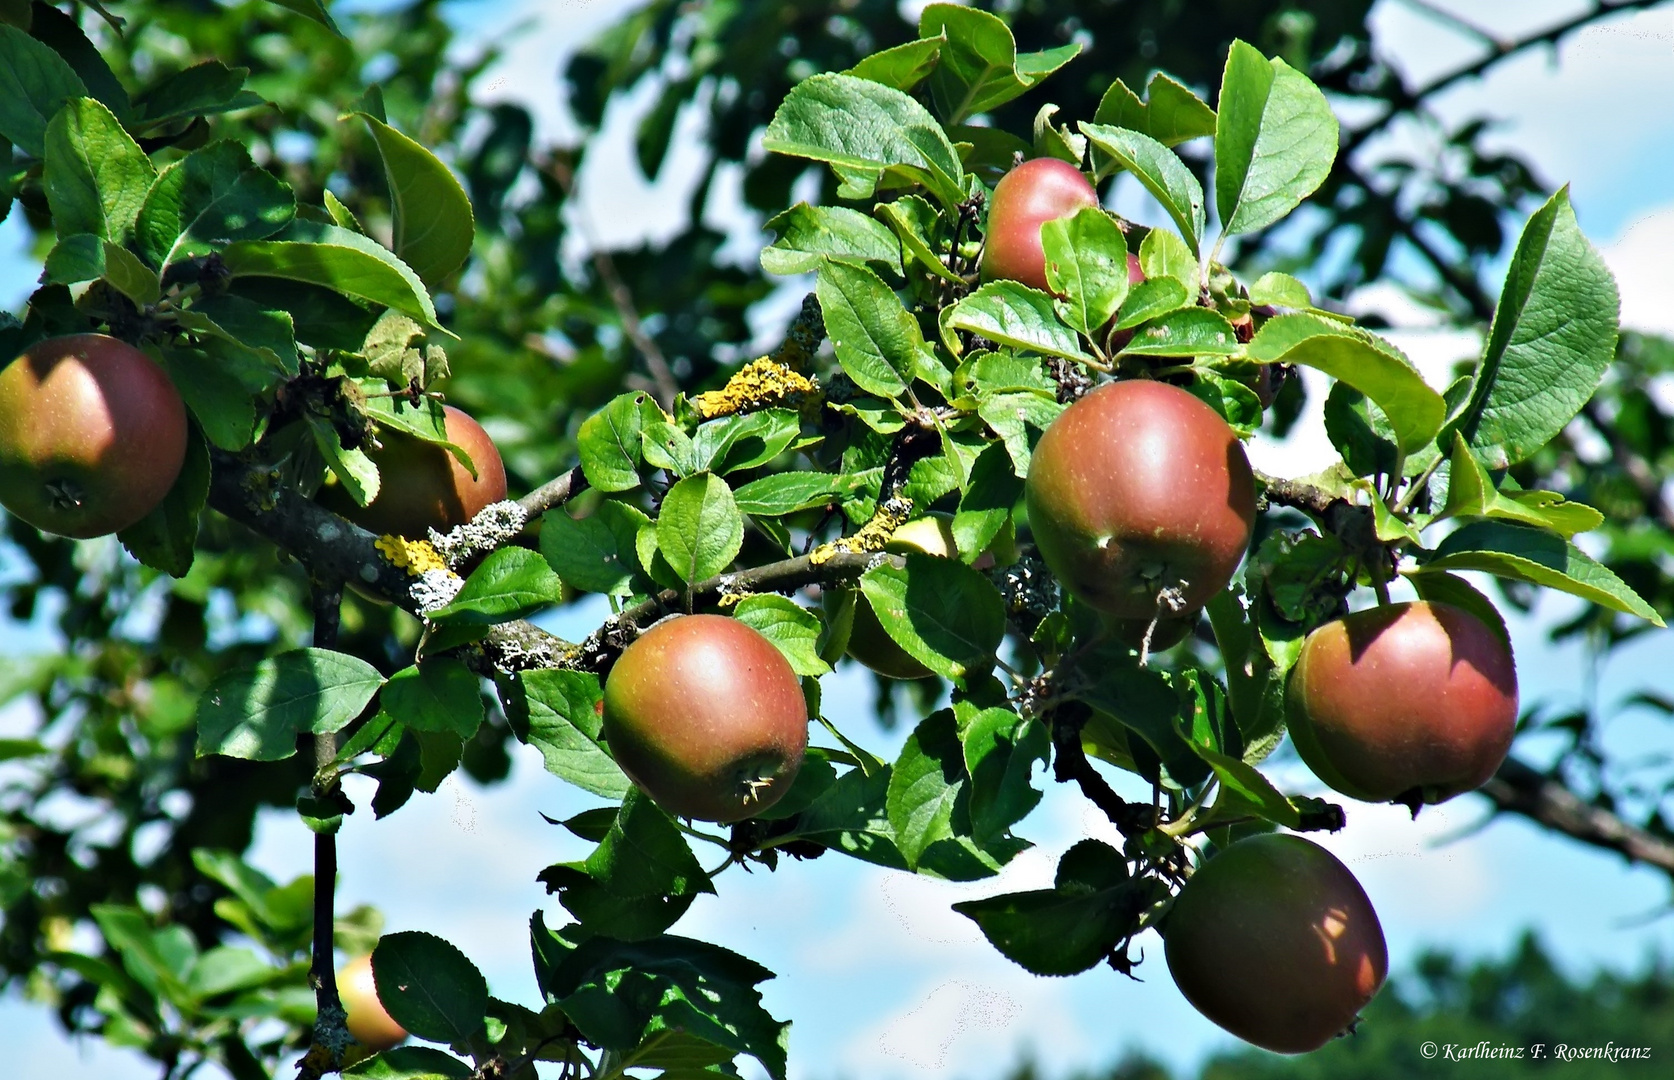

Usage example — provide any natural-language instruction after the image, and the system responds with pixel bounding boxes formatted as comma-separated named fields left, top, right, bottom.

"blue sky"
left=5, top=1, right=1674, bottom=1078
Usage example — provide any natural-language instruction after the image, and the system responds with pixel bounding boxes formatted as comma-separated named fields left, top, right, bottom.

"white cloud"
left=1603, top=204, right=1674, bottom=336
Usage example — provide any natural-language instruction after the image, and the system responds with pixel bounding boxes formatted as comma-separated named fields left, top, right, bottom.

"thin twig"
left=518, top=465, right=590, bottom=520
left=1047, top=701, right=1158, bottom=837
left=300, top=581, right=347, bottom=1080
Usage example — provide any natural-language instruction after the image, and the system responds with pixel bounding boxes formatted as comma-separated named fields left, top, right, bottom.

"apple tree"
left=1, top=2, right=1670, bottom=1078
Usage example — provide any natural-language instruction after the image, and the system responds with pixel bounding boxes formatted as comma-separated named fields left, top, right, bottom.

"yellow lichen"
left=691, top=358, right=820, bottom=420
left=375, top=535, right=451, bottom=577
left=809, top=497, right=912, bottom=564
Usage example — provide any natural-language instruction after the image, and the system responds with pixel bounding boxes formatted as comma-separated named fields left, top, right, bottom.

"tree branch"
left=518, top=465, right=589, bottom=521
left=1047, top=701, right=1158, bottom=837
left=1479, top=757, right=1674, bottom=875
left=301, top=582, right=348, bottom=1080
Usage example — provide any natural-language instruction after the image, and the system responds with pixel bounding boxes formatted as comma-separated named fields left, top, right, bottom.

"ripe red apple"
left=0, top=333, right=187, bottom=538
left=1166, top=833, right=1388, bottom=1054
left=1287, top=601, right=1518, bottom=805
left=980, top=157, right=1100, bottom=292
left=322, top=404, right=507, bottom=538
left=602, top=614, right=808, bottom=822
left=338, top=952, right=407, bottom=1052
left=1024, top=379, right=1255, bottom=619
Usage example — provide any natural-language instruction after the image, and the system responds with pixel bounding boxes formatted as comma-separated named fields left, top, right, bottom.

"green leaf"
left=1079, top=122, right=1205, bottom=253
left=732, top=595, right=830, bottom=677
left=953, top=441, right=1022, bottom=562
left=42, top=97, right=154, bottom=243
left=40, top=232, right=104, bottom=285
left=372, top=931, right=488, bottom=1045
left=1247, top=314, right=1445, bottom=453
left=498, top=669, right=631, bottom=799
left=732, top=472, right=856, bottom=516
left=1421, top=522, right=1662, bottom=626
left=428, top=548, right=565, bottom=625
left=178, top=293, right=300, bottom=374
left=1111, top=274, right=1193, bottom=331
left=641, top=420, right=701, bottom=477
left=1188, top=743, right=1300, bottom=828
left=0, top=24, right=87, bottom=156
left=577, top=391, right=662, bottom=492
left=762, top=72, right=964, bottom=208
left=1041, top=207, right=1130, bottom=337
left=657, top=473, right=744, bottom=585
left=1138, top=226, right=1196, bottom=287
left=1092, top=72, right=1217, bottom=147
left=1081, top=665, right=1207, bottom=788
left=356, top=112, right=475, bottom=289
left=954, top=842, right=1162, bottom=976
left=920, top=4, right=1080, bottom=125
left=195, top=648, right=384, bottom=761
left=694, top=409, right=801, bottom=475
left=136, top=140, right=296, bottom=269
left=343, top=1047, right=472, bottom=1079
left=957, top=701, right=1048, bottom=842
left=541, top=501, right=646, bottom=596
left=876, top=194, right=962, bottom=283
left=816, top=260, right=927, bottom=398
left=1440, top=433, right=1602, bottom=537
left=845, top=37, right=943, bottom=93
left=264, top=0, right=344, bottom=36
left=91, top=905, right=194, bottom=1006
left=1120, top=307, right=1239, bottom=358
left=1213, top=41, right=1338, bottom=238
left=308, top=415, right=378, bottom=507
left=1183, top=369, right=1263, bottom=437
left=541, top=789, right=713, bottom=941
left=1249, top=271, right=1312, bottom=309
left=859, top=554, right=1005, bottom=683
left=222, top=219, right=438, bottom=329
left=887, top=710, right=966, bottom=870
left=157, top=346, right=256, bottom=451
left=380, top=660, right=484, bottom=740
left=1448, top=188, right=1620, bottom=468
left=137, top=61, right=261, bottom=127
left=117, top=423, right=210, bottom=577
left=27, top=4, right=129, bottom=123
left=760, top=202, right=901, bottom=276
left=102, top=242, right=162, bottom=307
left=946, top=281, right=1091, bottom=362
left=532, top=923, right=790, bottom=1080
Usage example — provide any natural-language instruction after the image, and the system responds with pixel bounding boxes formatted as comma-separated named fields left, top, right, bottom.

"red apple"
left=1024, top=380, right=1256, bottom=619
left=0, top=334, right=187, bottom=538
left=980, top=158, right=1100, bottom=292
left=1287, top=600, right=1518, bottom=805
left=1166, top=833, right=1388, bottom=1054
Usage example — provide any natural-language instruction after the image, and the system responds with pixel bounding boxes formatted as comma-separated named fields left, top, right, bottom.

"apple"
left=1024, top=379, right=1256, bottom=619
left=0, top=334, right=187, bottom=538
left=1166, top=833, right=1388, bottom=1054
left=602, top=614, right=808, bottom=822
left=980, top=157, right=1100, bottom=292
left=1103, top=251, right=1148, bottom=355
left=321, top=404, right=507, bottom=538
left=1287, top=600, right=1518, bottom=805
left=338, top=952, right=407, bottom=1052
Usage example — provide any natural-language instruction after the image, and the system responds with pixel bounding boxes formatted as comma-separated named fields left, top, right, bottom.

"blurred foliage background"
left=3, top=0, right=1673, bottom=1074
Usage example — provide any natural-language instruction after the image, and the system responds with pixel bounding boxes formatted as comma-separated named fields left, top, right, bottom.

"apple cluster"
left=978, top=157, right=1521, bottom=1051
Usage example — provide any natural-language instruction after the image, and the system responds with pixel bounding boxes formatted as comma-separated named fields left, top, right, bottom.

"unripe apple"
left=980, top=158, right=1100, bottom=292
left=1166, top=833, right=1388, bottom=1054
left=1025, top=380, right=1255, bottom=619
left=602, top=614, right=808, bottom=822
left=321, top=404, right=507, bottom=538
left=0, top=334, right=187, bottom=538
left=338, top=952, right=407, bottom=1052
left=1287, top=600, right=1518, bottom=805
